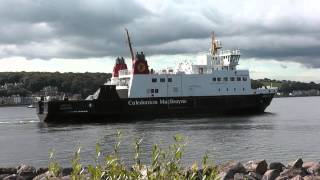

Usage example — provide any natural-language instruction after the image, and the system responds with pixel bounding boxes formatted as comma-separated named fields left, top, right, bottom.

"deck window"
left=160, top=78, right=165, bottom=82
left=212, top=77, right=217, bottom=81
left=230, top=77, right=235, bottom=81
left=224, top=77, right=228, bottom=81
left=237, top=77, right=241, bottom=81
left=151, top=89, right=154, bottom=93
left=168, top=78, right=172, bottom=82
left=155, top=89, right=159, bottom=93
left=243, top=77, right=247, bottom=81
left=152, top=78, right=157, bottom=83
left=217, top=77, right=221, bottom=81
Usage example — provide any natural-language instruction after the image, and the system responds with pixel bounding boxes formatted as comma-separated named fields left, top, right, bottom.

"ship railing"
left=219, top=49, right=241, bottom=55
left=153, top=69, right=175, bottom=75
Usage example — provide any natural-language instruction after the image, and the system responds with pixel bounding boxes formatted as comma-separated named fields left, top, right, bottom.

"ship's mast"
left=125, top=28, right=134, bottom=62
left=211, top=31, right=221, bottom=56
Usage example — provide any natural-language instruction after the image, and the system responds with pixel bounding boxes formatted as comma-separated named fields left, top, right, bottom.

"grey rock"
left=303, top=175, right=320, bottom=180
left=291, top=175, right=303, bottom=180
left=234, top=173, right=246, bottom=180
left=2, top=174, right=24, bottom=180
left=303, top=162, right=318, bottom=169
left=269, top=162, right=286, bottom=172
left=245, top=160, right=268, bottom=175
left=218, top=161, right=247, bottom=179
left=0, top=168, right=17, bottom=175
left=262, top=169, right=281, bottom=180
left=16, top=164, right=36, bottom=178
left=248, top=171, right=263, bottom=180
left=61, top=168, right=73, bottom=176
left=278, top=168, right=307, bottom=179
left=61, top=175, right=71, bottom=180
left=307, top=164, right=320, bottom=176
left=0, top=174, right=11, bottom=180
left=35, top=168, right=48, bottom=176
left=32, top=171, right=54, bottom=180
left=288, top=159, right=304, bottom=169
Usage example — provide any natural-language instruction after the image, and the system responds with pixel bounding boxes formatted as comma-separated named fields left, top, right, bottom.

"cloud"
left=0, top=0, right=320, bottom=68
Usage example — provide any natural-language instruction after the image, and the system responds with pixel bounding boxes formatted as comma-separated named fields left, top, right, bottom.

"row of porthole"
left=213, top=76, right=247, bottom=82
left=218, top=88, right=246, bottom=92
left=152, top=77, right=173, bottom=83
left=146, top=88, right=159, bottom=94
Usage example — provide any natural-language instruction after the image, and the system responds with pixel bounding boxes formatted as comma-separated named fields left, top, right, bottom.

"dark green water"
left=0, top=96, right=319, bottom=167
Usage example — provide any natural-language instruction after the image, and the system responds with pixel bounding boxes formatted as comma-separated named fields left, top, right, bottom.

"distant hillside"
left=0, top=72, right=111, bottom=98
left=1, top=72, right=320, bottom=98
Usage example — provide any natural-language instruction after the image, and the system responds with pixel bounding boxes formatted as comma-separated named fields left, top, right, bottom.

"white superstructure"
left=106, top=32, right=276, bottom=99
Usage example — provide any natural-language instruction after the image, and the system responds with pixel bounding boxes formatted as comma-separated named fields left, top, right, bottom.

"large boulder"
left=0, top=168, right=17, bottom=175
left=248, top=172, right=263, bottom=180
left=61, top=168, right=73, bottom=176
left=307, top=163, right=320, bottom=176
left=277, top=168, right=307, bottom=179
left=290, top=175, right=303, bottom=180
left=218, top=161, right=247, bottom=180
left=245, top=160, right=268, bottom=175
left=32, top=171, right=55, bottom=180
left=303, top=162, right=318, bottom=169
left=262, top=169, right=281, bottom=180
left=2, top=174, right=24, bottom=180
left=36, top=168, right=48, bottom=176
left=16, top=164, right=36, bottom=179
left=288, top=159, right=304, bottom=169
left=303, top=175, right=320, bottom=180
left=269, top=162, right=285, bottom=172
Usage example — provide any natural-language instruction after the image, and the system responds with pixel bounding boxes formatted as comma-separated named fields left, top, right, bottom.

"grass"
left=47, top=131, right=219, bottom=180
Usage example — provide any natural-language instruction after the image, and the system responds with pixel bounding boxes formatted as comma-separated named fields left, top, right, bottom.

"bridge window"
left=152, top=78, right=157, bottom=83
left=168, top=78, right=172, bottom=82
left=230, top=77, right=235, bottom=81
left=160, top=78, right=165, bottom=82
left=237, top=77, right=241, bottom=81
left=212, top=77, right=217, bottom=81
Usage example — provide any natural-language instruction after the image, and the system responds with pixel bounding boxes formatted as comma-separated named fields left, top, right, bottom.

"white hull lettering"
left=128, top=99, right=187, bottom=106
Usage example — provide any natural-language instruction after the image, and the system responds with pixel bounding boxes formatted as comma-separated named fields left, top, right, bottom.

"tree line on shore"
left=0, top=72, right=111, bottom=98
left=0, top=72, right=319, bottom=98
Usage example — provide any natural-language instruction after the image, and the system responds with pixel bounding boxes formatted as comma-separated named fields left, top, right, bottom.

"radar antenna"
left=125, top=28, right=134, bottom=62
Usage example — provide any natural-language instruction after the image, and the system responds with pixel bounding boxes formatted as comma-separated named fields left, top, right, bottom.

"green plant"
left=70, top=146, right=85, bottom=180
left=88, top=143, right=105, bottom=180
left=48, top=149, right=61, bottom=177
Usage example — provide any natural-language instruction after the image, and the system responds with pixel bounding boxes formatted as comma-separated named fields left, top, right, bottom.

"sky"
left=0, top=0, right=320, bottom=82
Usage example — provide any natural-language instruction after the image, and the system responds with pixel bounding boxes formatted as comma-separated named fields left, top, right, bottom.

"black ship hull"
left=36, top=88, right=275, bottom=123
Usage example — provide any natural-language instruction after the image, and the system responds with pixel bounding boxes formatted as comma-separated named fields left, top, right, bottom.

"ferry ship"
left=37, top=30, right=276, bottom=123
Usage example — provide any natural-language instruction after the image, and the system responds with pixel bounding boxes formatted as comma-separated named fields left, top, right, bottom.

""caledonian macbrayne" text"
left=128, top=99, right=188, bottom=106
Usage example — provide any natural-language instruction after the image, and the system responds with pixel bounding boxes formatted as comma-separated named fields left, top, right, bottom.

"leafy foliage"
left=0, top=72, right=111, bottom=98
left=48, top=133, right=219, bottom=180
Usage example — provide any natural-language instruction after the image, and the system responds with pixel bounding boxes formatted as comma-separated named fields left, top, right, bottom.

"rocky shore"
left=0, top=158, right=319, bottom=180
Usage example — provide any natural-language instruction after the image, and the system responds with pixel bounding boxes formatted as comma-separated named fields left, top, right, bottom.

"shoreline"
left=0, top=158, right=319, bottom=179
